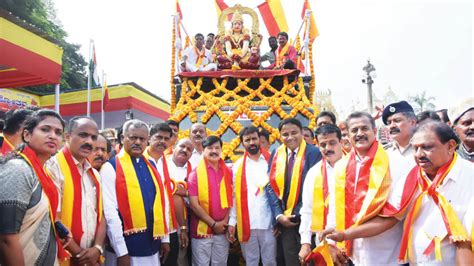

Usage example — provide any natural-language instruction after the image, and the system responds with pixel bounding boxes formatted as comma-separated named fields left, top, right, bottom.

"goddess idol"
left=217, top=10, right=261, bottom=70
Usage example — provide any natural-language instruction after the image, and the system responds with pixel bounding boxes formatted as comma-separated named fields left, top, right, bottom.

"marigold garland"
left=170, top=75, right=319, bottom=161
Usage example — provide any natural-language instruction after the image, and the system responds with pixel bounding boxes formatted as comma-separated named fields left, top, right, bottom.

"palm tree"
left=409, top=91, right=436, bottom=112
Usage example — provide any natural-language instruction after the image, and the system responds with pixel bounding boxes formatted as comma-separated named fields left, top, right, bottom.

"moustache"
left=466, top=130, right=474, bottom=137
left=178, top=150, right=188, bottom=157
left=324, top=150, right=335, bottom=156
left=389, top=127, right=401, bottom=134
left=417, top=157, right=431, bottom=163
left=355, top=136, right=368, bottom=142
left=94, top=157, right=104, bottom=162
left=210, top=152, right=219, bottom=157
left=81, top=143, right=93, bottom=150
left=131, top=144, right=142, bottom=149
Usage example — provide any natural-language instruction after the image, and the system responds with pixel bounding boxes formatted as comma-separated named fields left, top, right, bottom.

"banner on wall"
left=0, top=88, right=40, bottom=112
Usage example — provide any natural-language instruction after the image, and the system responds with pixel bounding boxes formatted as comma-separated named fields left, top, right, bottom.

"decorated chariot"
left=169, top=4, right=319, bottom=161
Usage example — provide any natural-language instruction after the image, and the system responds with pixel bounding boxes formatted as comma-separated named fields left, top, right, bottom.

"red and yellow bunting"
left=115, top=150, right=168, bottom=238
left=0, top=16, right=63, bottom=87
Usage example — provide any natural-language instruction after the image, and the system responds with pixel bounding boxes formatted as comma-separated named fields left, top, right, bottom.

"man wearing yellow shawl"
left=227, top=126, right=275, bottom=265
left=180, top=33, right=217, bottom=72
left=265, top=118, right=322, bottom=265
left=322, top=121, right=474, bottom=265
left=298, top=124, right=344, bottom=263
left=188, top=136, right=233, bottom=265
left=46, top=116, right=106, bottom=265
left=101, top=120, right=170, bottom=265
left=321, top=112, right=392, bottom=265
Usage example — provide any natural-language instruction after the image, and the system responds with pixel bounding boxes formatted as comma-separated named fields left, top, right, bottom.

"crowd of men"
left=0, top=99, right=472, bottom=266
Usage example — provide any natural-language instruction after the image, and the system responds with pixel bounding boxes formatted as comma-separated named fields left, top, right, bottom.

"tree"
left=409, top=91, right=436, bottom=112
left=0, top=0, right=87, bottom=92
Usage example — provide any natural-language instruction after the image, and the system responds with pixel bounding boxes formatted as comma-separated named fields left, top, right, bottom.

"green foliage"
left=409, top=91, right=436, bottom=112
left=0, top=0, right=87, bottom=92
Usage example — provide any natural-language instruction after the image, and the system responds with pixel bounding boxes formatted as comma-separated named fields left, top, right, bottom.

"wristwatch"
left=94, top=244, right=104, bottom=255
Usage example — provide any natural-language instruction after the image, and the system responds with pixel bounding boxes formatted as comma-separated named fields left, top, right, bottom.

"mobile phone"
left=54, top=221, right=70, bottom=239
left=290, top=214, right=301, bottom=223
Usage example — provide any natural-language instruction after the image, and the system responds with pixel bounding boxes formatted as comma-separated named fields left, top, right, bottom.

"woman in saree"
left=0, top=109, right=65, bottom=266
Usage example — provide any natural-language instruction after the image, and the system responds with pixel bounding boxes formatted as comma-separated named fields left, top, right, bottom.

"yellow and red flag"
left=257, top=0, right=289, bottom=36
left=176, top=0, right=183, bottom=20
left=301, top=0, right=319, bottom=43
left=103, top=78, right=109, bottom=110
left=215, top=0, right=232, bottom=21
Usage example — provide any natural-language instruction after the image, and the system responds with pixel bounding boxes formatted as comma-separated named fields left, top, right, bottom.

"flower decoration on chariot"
left=231, top=11, right=244, bottom=24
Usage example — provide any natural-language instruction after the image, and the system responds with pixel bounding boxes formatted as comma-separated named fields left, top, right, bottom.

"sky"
left=53, top=0, right=473, bottom=116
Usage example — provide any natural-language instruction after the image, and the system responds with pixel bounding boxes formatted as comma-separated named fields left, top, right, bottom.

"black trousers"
left=163, top=232, right=179, bottom=266
left=276, top=226, right=301, bottom=266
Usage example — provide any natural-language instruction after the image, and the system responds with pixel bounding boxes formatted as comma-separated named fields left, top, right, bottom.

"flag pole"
left=101, top=71, right=105, bottom=130
left=304, top=10, right=311, bottom=76
left=175, top=14, right=181, bottom=74
left=54, top=84, right=60, bottom=114
left=87, top=39, right=92, bottom=117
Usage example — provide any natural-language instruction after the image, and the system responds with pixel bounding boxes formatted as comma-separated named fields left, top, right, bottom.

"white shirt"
left=407, top=157, right=473, bottom=265
left=326, top=153, right=398, bottom=265
left=385, top=143, right=416, bottom=187
left=167, top=157, right=190, bottom=183
left=167, top=157, right=190, bottom=206
left=182, top=46, right=213, bottom=70
left=229, top=154, right=272, bottom=230
left=189, top=149, right=202, bottom=170
left=100, top=158, right=170, bottom=258
left=299, top=160, right=335, bottom=245
left=150, top=155, right=174, bottom=234
left=46, top=155, right=99, bottom=249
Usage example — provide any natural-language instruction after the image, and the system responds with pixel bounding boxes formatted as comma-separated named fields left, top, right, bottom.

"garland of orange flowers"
left=309, top=41, right=316, bottom=104
left=170, top=74, right=319, bottom=161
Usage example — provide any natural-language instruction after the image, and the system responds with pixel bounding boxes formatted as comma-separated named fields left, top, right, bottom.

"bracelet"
left=180, top=225, right=187, bottom=231
left=211, top=222, right=216, bottom=229
left=94, top=244, right=103, bottom=255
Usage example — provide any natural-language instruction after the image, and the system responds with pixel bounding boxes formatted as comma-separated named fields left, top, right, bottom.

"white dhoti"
left=182, top=63, right=217, bottom=72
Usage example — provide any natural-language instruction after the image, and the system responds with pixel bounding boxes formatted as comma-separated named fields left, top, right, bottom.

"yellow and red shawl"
left=334, top=141, right=391, bottom=255
left=305, top=240, right=335, bottom=266
left=275, top=43, right=290, bottom=67
left=19, top=146, right=68, bottom=261
left=311, top=158, right=330, bottom=232
left=56, top=147, right=103, bottom=249
left=196, top=158, right=233, bottom=237
left=269, top=141, right=307, bottom=216
left=235, top=149, right=270, bottom=242
left=398, top=153, right=471, bottom=262
left=115, top=150, right=168, bottom=238
left=0, top=137, right=14, bottom=156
